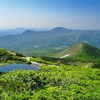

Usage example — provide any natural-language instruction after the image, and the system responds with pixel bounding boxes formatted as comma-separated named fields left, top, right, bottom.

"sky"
left=0, top=0, right=100, bottom=30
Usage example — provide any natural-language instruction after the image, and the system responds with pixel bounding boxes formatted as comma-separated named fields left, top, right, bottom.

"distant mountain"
left=51, top=27, right=71, bottom=32
left=0, top=28, right=41, bottom=37
left=0, top=28, right=27, bottom=37
left=56, top=43, right=100, bottom=60
left=0, top=27, right=100, bottom=56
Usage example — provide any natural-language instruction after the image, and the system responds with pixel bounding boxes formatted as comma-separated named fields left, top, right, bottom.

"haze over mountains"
left=0, top=27, right=100, bottom=56
left=0, top=28, right=26, bottom=37
left=0, top=28, right=41, bottom=37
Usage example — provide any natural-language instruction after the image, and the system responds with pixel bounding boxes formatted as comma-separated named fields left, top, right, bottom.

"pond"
left=0, top=64, right=39, bottom=72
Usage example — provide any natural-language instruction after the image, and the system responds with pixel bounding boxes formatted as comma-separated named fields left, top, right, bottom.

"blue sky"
left=0, top=0, right=100, bottom=29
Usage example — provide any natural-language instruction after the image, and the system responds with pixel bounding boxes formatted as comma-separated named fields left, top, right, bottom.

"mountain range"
left=0, top=28, right=41, bottom=37
left=0, top=28, right=26, bottom=37
left=0, top=27, right=100, bottom=56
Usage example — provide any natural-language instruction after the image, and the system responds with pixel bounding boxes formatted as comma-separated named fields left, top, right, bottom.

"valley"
left=0, top=27, right=100, bottom=56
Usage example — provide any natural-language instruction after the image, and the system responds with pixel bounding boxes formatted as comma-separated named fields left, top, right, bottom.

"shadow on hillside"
left=91, top=63, right=100, bottom=69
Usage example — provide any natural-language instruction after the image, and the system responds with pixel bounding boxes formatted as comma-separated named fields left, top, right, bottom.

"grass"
left=0, top=65, right=100, bottom=99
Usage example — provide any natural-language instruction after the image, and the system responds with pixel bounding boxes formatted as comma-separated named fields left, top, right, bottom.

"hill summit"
left=56, top=43, right=100, bottom=60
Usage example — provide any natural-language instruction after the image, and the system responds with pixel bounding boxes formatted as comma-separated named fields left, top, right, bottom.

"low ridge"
left=56, top=43, right=100, bottom=60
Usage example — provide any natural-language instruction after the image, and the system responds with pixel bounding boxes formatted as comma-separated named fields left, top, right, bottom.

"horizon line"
left=0, top=26, right=100, bottom=31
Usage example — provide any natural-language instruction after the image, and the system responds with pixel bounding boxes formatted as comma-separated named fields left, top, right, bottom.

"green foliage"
left=16, top=52, right=24, bottom=57
left=91, top=63, right=100, bottom=69
left=0, top=65, right=100, bottom=99
left=0, top=48, right=26, bottom=64
left=56, top=43, right=100, bottom=61
left=77, top=43, right=100, bottom=60
left=30, top=56, right=55, bottom=65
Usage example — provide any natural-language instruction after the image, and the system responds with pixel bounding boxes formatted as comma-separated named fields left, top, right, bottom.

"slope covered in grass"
left=0, top=48, right=25, bottom=64
left=56, top=43, right=100, bottom=60
left=0, top=65, right=100, bottom=100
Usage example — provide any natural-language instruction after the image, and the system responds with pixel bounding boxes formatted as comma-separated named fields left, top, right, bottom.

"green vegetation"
left=29, top=54, right=100, bottom=68
left=0, top=48, right=26, bottom=65
left=0, top=65, right=100, bottom=100
left=55, top=43, right=100, bottom=60
left=17, top=48, right=52, bottom=56
left=0, top=43, right=100, bottom=99
left=30, top=56, right=56, bottom=65
left=55, top=43, right=83, bottom=58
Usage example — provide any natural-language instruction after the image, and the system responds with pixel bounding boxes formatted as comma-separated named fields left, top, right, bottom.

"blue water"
left=0, top=64, right=39, bottom=72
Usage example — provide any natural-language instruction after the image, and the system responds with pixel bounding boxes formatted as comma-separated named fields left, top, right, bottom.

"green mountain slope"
left=56, top=43, right=100, bottom=60
left=0, top=48, right=25, bottom=64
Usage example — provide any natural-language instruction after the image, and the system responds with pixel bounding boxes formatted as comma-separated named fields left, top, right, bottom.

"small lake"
left=0, top=64, right=39, bottom=72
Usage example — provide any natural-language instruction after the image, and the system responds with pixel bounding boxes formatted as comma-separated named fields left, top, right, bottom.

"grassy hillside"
left=56, top=43, right=100, bottom=60
left=0, top=48, right=26, bottom=64
left=55, top=43, right=83, bottom=58
left=0, top=65, right=100, bottom=100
